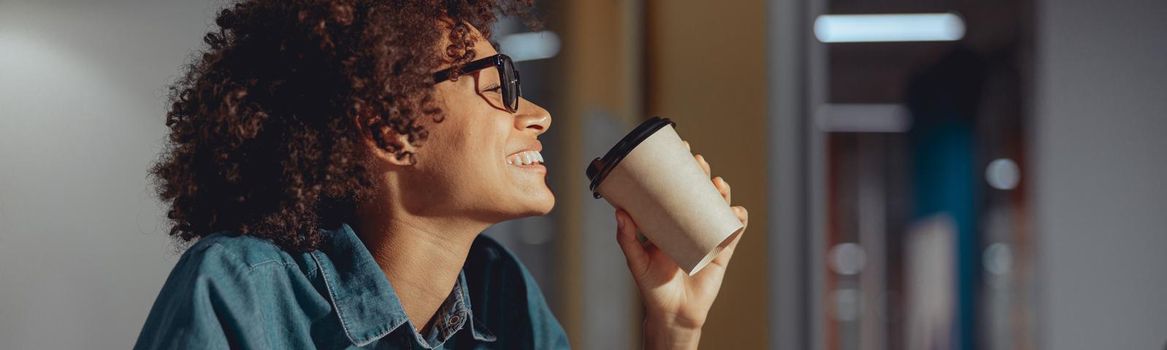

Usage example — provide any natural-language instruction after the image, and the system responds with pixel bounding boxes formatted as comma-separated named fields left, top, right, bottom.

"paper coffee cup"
left=586, top=117, right=744, bottom=275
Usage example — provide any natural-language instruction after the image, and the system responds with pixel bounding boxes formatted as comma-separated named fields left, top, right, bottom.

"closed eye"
left=482, top=84, right=503, bottom=93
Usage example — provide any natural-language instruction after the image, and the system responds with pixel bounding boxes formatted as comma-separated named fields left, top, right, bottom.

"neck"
left=353, top=204, right=490, bottom=334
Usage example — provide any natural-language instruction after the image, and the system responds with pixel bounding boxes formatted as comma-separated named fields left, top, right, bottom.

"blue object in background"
left=907, top=46, right=988, bottom=350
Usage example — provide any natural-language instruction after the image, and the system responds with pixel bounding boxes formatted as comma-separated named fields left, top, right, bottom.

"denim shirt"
left=134, top=224, right=569, bottom=349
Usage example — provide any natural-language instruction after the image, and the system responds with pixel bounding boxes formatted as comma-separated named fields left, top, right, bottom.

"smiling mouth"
left=507, top=150, right=545, bottom=167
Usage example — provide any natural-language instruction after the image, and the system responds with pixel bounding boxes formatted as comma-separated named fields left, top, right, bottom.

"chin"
left=525, top=194, right=556, bottom=216
left=487, top=188, right=555, bottom=221
left=534, top=196, right=556, bottom=215
left=513, top=193, right=555, bottom=218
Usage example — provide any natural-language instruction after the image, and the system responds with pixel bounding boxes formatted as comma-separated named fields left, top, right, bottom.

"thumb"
left=614, top=209, right=650, bottom=278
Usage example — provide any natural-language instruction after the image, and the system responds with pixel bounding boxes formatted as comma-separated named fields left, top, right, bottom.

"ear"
left=356, top=116, right=418, bottom=167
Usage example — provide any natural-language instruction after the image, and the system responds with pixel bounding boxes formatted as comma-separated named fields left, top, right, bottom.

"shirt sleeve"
left=133, top=242, right=269, bottom=350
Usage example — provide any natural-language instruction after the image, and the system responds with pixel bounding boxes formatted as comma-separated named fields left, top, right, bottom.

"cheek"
left=419, top=121, right=502, bottom=185
left=464, top=129, right=508, bottom=179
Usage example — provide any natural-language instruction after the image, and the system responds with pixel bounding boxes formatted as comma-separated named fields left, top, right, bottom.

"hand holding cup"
left=615, top=142, right=748, bottom=349
left=586, top=117, right=748, bottom=348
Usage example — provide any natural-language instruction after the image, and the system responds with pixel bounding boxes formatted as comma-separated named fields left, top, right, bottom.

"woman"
left=135, top=0, right=748, bottom=349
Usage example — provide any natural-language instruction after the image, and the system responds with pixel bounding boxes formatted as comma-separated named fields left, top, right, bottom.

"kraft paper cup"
left=586, top=117, right=744, bottom=275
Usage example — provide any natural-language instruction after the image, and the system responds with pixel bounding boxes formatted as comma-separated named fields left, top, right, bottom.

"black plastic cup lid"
left=586, top=116, right=676, bottom=199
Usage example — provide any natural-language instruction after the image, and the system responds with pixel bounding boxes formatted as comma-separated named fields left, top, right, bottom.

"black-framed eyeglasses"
left=432, top=54, right=522, bottom=113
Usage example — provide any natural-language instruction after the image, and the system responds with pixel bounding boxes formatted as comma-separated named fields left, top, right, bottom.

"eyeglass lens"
left=502, top=57, right=520, bottom=112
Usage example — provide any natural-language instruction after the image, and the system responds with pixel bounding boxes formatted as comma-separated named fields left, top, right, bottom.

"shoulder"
left=136, top=233, right=324, bottom=349
left=142, top=233, right=321, bottom=326
left=174, top=232, right=309, bottom=280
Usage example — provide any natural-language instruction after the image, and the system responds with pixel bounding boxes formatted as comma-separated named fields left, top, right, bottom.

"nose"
left=515, top=97, right=551, bottom=134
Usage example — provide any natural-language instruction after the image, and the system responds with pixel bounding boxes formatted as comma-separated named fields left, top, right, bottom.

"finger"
left=709, top=206, right=748, bottom=269
left=695, top=154, right=712, bottom=178
left=614, top=209, right=650, bottom=278
left=714, top=176, right=731, bottom=204
left=683, top=140, right=691, bottom=152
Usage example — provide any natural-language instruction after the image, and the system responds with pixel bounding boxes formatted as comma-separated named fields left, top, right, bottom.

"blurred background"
left=1, top=0, right=1164, bottom=349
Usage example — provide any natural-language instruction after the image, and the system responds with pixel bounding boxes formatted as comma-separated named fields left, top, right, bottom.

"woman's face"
left=404, top=24, right=554, bottom=223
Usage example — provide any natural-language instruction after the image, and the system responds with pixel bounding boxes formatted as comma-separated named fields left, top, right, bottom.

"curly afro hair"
left=151, top=0, right=533, bottom=252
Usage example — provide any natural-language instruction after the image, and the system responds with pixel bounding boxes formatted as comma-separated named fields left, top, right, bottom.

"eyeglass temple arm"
left=432, top=55, right=503, bottom=83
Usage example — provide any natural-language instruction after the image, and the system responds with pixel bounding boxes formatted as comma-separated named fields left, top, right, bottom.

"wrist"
left=643, top=314, right=703, bottom=350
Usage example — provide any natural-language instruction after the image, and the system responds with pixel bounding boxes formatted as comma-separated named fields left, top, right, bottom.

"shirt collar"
left=310, top=223, right=496, bottom=347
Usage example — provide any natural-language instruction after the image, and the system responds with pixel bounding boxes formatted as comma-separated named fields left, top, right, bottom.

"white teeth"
left=507, top=150, right=544, bottom=166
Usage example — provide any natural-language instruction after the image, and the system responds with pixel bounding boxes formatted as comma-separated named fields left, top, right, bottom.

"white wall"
left=0, top=1, right=217, bottom=348
left=1034, top=0, right=1167, bottom=349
